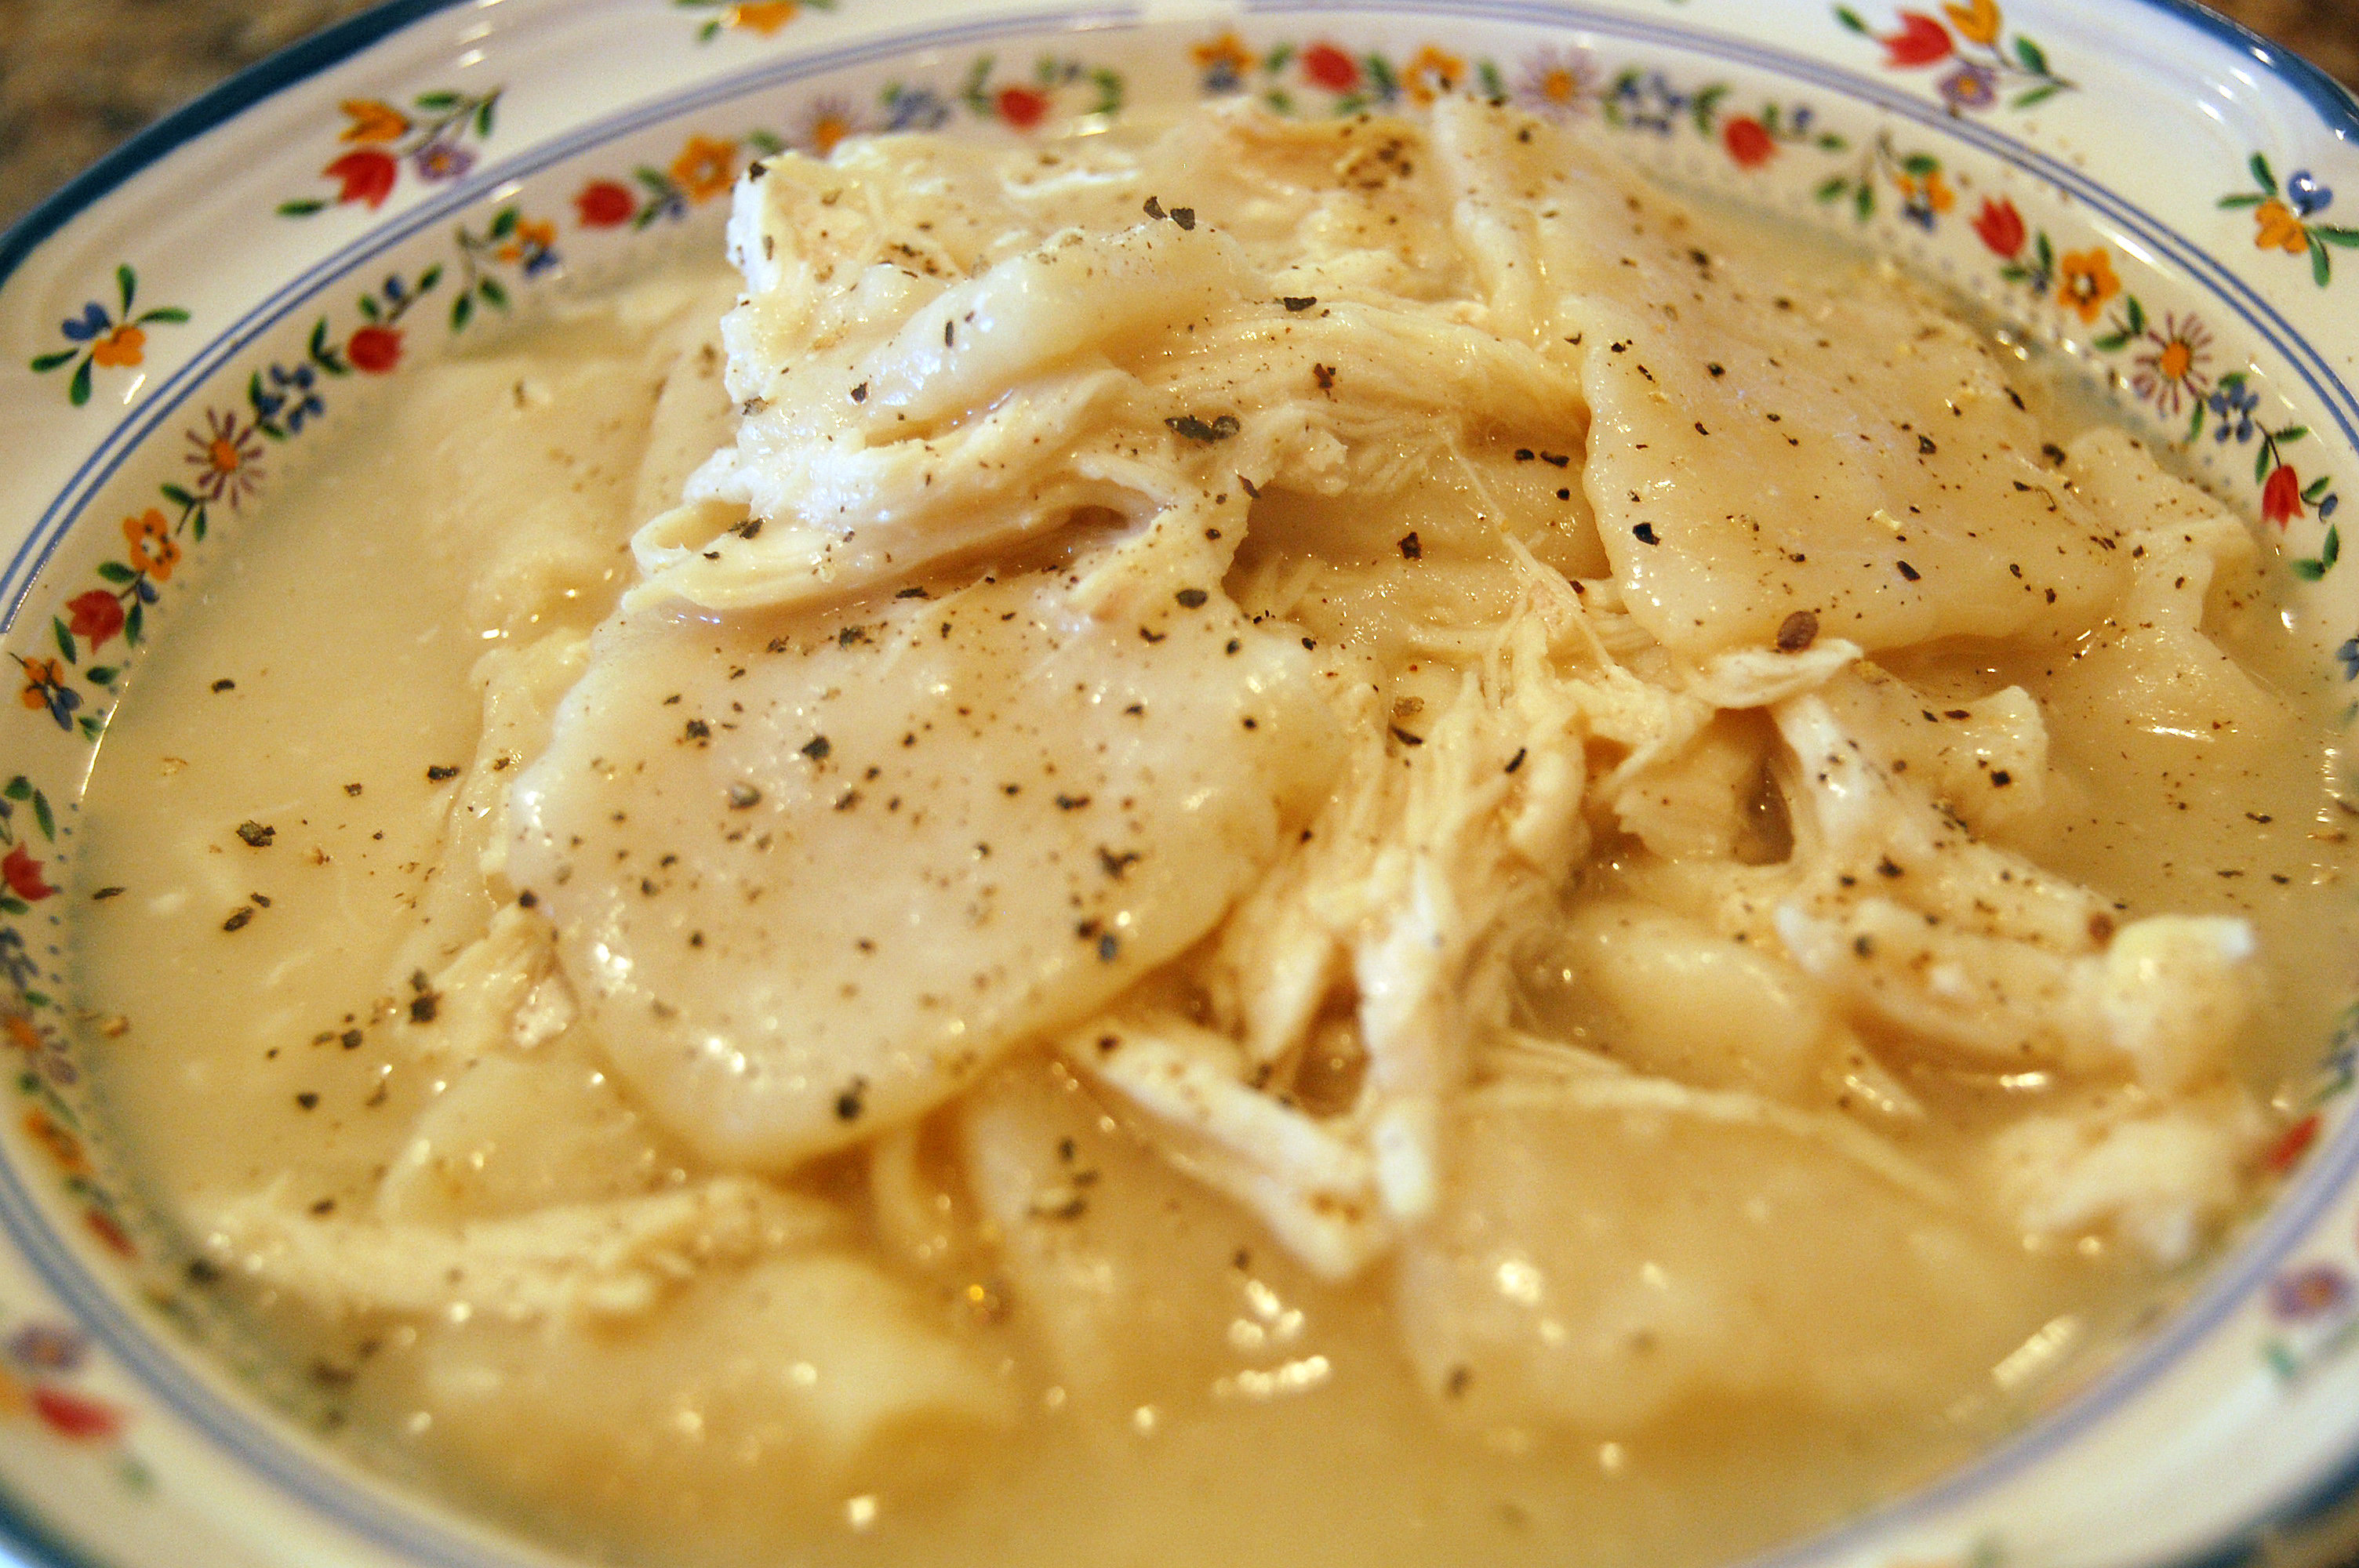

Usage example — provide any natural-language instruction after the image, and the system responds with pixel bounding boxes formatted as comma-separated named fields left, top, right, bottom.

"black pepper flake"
left=1775, top=609, right=1820, bottom=652
left=234, top=821, right=274, bottom=848
left=1707, top=362, right=1725, bottom=377
left=1143, top=195, right=1166, bottom=220
left=1514, top=448, right=1535, bottom=462
left=1633, top=523, right=1659, bottom=545
left=1055, top=794, right=1091, bottom=811
left=90, top=886, right=124, bottom=901
left=1165, top=413, right=1241, bottom=444
left=896, top=586, right=931, bottom=599
left=685, top=719, right=711, bottom=741
left=1170, top=207, right=1196, bottom=230
left=2041, top=442, right=2067, bottom=466
left=1140, top=626, right=1168, bottom=644
left=1097, top=847, right=1141, bottom=879
left=1505, top=748, right=1526, bottom=775
left=1896, top=561, right=1922, bottom=582
left=1096, top=932, right=1120, bottom=962
left=835, top=1077, right=868, bottom=1122
left=801, top=735, right=831, bottom=761
left=1281, top=296, right=1318, bottom=312
left=1556, top=488, right=1572, bottom=501
left=1540, top=452, right=1570, bottom=468
left=944, top=319, right=955, bottom=347
left=731, top=517, right=763, bottom=541
left=1311, top=364, right=1336, bottom=391
left=1695, top=422, right=1710, bottom=436
left=849, top=382, right=868, bottom=403
left=1398, top=532, right=1421, bottom=560
left=251, top=892, right=271, bottom=909
left=340, top=1029, right=362, bottom=1050
left=425, top=764, right=460, bottom=782
left=517, top=890, right=538, bottom=909
left=344, top=783, right=363, bottom=797
left=833, top=789, right=861, bottom=811
left=1390, top=726, right=1426, bottom=747
left=296, top=1092, right=319, bottom=1110
left=409, top=993, right=438, bottom=1024
left=210, top=678, right=235, bottom=692
left=1990, top=770, right=2013, bottom=787
left=727, top=782, right=762, bottom=809
left=1876, top=856, right=1904, bottom=879
left=1917, top=434, right=1937, bottom=456
left=1238, top=474, right=1261, bottom=499
left=223, top=906, right=254, bottom=932
left=186, top=1258, right=220, bottom=1287
left=838, top=625, right=869, bottom=648
left=1224, top=638, right=1241, bottom=655
left=1175, top=587, right=1209, bottom=608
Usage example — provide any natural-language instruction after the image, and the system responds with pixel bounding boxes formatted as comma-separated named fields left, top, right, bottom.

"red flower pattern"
left=346, top=325, right=403, bottom=374
left=1721, top=116, right=1776, bottom=168
left=2, top=846, right=53, bottom=903
left=1972, top=197, right=2026, bottom=256
left=1302, top=42, right=1361, bottom=92
left=995, top=85, right=1049, bottom=129
left=64, top=591, right=123, bottom=651
left=574, top=179, right=637, bottom=228
left=1881, top=12, right=1954, bottom=65
left=323, top=148, right=399, bottom=209
left=30, top=1387, right=121, bottom=1443
left=2263, top=463, right=2304, bottom=524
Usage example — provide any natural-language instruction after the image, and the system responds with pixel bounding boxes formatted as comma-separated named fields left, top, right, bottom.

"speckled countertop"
left=0, top=0, right=2355, bottom=229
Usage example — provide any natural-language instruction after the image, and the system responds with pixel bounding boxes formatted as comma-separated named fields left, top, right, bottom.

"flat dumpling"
left=507, top=574, right=1343, bottom=1169
left=1429, top=100, right=2130, bottom=658
left=1394, top=1083, right=2046, bottom=1431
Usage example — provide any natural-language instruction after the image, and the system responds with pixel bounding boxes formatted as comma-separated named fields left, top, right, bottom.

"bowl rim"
left=6, top=2, right=2359, bottom=1566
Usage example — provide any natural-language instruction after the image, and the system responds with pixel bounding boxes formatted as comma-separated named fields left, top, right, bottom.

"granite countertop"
left=1, top=0, right=2356, bottom=227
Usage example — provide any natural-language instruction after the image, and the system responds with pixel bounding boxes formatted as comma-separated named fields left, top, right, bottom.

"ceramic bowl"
left=5, top=1, right=2359, bottom=1564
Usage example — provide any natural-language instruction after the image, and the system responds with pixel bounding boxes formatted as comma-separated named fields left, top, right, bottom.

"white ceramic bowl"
left=5, top=2, right=2359, bottom=1564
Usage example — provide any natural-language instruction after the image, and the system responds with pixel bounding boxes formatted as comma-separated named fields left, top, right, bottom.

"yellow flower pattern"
left=122, top=509, right=179, bottom=583
left=2057, top=246, right=2121, bottom=323
left=670, top=135, right=740, bottom=201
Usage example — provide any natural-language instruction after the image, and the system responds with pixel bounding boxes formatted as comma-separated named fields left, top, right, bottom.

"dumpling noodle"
left=82, top=95, right=2343, bottom=1568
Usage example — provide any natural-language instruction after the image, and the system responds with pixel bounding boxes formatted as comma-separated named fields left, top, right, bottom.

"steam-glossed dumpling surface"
left=510, top=576, right=1342, bottom=1168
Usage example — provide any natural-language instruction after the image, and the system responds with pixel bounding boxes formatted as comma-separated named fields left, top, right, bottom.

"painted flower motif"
left=574, top=179, right=637, bottom=227
left=87, top=325, right=145, bottom=369
left=2263, top=463, right=2304, bottom=524
left=337, top=99, right=410, bottom=144
left=2056, top=246, right=2120, bottom=322
left=1, top=848, right=53, bottom=905
left=1881, top=12, right=1954, bottom=66
left=16, top=660, right=77, bottom=731
left=1516, top=47, right=1599, bottom=120
left=1942, top=0, right=2003, bottom=44
left=412, top=140, right=475, bottom=183
left=122, top=508, right=179, bottom=582
left=30, top=266, right=189, bottom=405
left=1721, top=116, right=1777, bottom=169
left=1402, top=45, right=1466, bottom=107
left=30, top=1387, right=120, bottom=1443
left=253, top=362, right=325, bottom=434
left=726, top=0, right=799, bottom=32
left=6, top=1325, right=82, bottom=1375
left=323, top=148, right=399, bottom=209
left=1194, top=31, right=1255, bottom=95
left=1972, top=196, right=2026, bottom=256
left=1300, top=42, right=1361, bottom=93
left=671, top=136, right=741, bottom=201
left=2288, top=168, right=2335, bottom=217
left=82, top=1210, right=134, bottom=1259
left=794, top=96, right=863, bottom=157
left=1939, top=62, right=1998, bottom=110
left=2271, top=1262, right=2354, bottom=1321
left=185, top=409, right=264, bottom=506
left=345, top=325, right=404, bottom=375
left=495, top=216, right=562, bottom=278
left=2131, top=313, right=2212, bottom=416
left=64, top=592, right=124, bottom=652
left=2255, top=198, right=2310, bottom=254
left=2209, top=379, right=2259, bottom=443
left=1896, top=168, right=1954, bottom=229
left=883, top=85, right=953, bottom=132
left=996, top=85, right=1050, bottom=130
left=2, top=1016, right=40, bottom=1054
left=20, top=1110, right=79, bottom=1174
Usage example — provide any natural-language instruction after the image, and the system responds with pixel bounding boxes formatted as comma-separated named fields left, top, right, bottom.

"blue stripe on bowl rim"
left=4, top=2, right=2359, bottom=1566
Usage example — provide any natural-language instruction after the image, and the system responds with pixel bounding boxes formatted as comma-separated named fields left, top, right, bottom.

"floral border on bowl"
left=2, top=2, right=2357, bottom=1558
